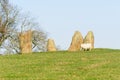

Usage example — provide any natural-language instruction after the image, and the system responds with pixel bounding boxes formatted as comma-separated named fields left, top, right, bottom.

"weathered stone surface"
left=83, top=31, right=94, bottom=49
left=19, top=30, right=32, bottom=54
left=68, top=31, right=83, bottom=51
left=47, top=39, right=57, bottom=51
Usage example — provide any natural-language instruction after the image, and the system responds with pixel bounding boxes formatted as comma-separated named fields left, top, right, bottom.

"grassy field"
left=0, top=49, right=120, bottom=80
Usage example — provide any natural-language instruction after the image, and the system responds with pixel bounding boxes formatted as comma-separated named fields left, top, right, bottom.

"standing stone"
left=68, top=31, right=83, bottom=51
left=83, top=31, right=94, bottom=49
left=47, top=39, right=57, bottom=51
left=19, top=30, right=32, bottom=54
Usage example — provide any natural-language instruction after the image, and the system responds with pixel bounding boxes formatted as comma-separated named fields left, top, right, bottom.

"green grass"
left=0, top=49, right=120, bottom=80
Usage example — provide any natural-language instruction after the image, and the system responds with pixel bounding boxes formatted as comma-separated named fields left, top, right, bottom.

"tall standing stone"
left=47, top=39, right=57, bottom=51
left=19, top=30, right=32, bottom=54
left=68, top=31, right=83, bottom=51
left=83, top=31, right=94, bottom=49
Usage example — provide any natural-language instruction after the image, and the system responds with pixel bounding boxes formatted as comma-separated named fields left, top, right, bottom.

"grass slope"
left=0, top=49, right=120, bottom=80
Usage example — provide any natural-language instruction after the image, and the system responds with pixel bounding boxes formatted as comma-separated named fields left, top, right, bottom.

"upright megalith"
left=19, top=30, right=32, bottom=54
left=68, top=31, right=83, bottom=51
left=83, top=31, right=94, bottom=49
left=47, top=39, right=57, bottom=51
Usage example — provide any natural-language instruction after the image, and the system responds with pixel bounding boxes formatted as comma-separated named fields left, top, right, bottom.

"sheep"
left=81, top=43, right=92, bottom=51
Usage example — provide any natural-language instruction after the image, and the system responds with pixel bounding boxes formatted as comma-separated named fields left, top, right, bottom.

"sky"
left=9, top=0, right=120, bottom=49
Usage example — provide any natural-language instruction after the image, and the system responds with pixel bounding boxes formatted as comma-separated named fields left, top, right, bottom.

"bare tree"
left=0, top=0, right=47, bottom=54
left=0, top=0, right=19, bottom=46
left=32, top=29, right=47, bottom=52
left=2, top=29, right=47, bottom=54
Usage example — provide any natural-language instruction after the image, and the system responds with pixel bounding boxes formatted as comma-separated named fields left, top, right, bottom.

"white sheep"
left=81, top=43, right=92, bottom=51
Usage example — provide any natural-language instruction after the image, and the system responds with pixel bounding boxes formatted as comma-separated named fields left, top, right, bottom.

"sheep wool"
left=83, top=31, right=94, bottom=49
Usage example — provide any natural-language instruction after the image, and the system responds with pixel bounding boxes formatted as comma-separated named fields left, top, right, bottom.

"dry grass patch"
left=85, top=61, right=110, bottom=69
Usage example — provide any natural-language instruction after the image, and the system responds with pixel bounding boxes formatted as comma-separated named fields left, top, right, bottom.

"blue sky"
left=10, top=0, right=120, bottom=49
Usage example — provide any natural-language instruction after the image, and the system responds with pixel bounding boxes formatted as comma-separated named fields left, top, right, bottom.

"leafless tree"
left=0, top=0, right=19, bottom=46
left=0, top=0, right=47, bottom=54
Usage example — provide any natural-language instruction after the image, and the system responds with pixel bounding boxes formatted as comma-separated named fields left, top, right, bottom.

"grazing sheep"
left=81, top=43, right=92, bottom=51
